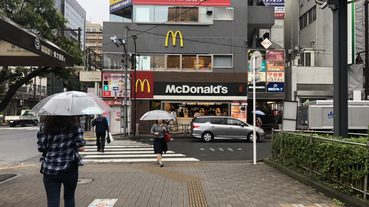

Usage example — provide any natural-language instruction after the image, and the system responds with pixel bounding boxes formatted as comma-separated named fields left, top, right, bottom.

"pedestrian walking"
left=150, top=119, right=168, bottom=167
left=37, top=116, right=86, bottom=207
left=92, top=114, right=109, bottom=152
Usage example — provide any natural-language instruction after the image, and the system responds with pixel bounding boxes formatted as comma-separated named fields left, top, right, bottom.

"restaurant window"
left=198, top=55, right=212, bottom=71
left=182, top=55, right=197, bottom=70
left=214, top=55, right=232, bottom=68
left=154, top=6, right=168, bottom=23
left=167, top=55, right=181, bottom=69
left=168, top=7, right=198, bottom=22
left=134, top=6, right=154, bottom=22
left=151, top=55, right=165, bottom=70
left=136, top=56, right=151, bottom=70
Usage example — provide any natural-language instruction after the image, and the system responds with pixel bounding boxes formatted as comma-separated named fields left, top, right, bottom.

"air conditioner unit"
left=300, top=49, right=315, bottom=66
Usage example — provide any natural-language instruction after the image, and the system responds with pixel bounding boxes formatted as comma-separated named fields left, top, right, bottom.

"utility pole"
left=316, top=0, right=348, bottom=136
left=365, top=0, right=369, bottom=99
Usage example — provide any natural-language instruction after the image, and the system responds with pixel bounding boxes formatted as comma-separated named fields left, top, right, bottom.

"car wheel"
left=247, top=132, right=259, bottom=142
left=202, top=132, right=213, bottom=142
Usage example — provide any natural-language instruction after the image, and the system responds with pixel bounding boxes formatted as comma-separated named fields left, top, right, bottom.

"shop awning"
left=0, top=16, right=74, bottom=67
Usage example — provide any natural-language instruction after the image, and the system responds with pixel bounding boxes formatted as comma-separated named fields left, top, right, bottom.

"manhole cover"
left=78, top=178, right=93, bottom=184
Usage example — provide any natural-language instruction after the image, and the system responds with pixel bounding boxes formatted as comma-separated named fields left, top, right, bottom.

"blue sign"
left=112, top=86, right=119, bottom=91
left=110, top=0, right=132, bottom=13
left=267, top=82, right=284, bottom=92
left=262, top=0, right=284, bottom=6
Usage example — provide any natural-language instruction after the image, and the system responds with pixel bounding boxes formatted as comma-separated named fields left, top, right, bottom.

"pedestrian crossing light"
left=103, top=81, right=109, bottom=91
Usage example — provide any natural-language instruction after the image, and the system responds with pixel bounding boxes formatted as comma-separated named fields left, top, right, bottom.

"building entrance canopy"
left=0, top=16, right=74, bottom=67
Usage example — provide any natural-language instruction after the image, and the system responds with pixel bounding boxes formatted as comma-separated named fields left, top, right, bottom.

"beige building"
left=86, top=22, right=103, bottom=70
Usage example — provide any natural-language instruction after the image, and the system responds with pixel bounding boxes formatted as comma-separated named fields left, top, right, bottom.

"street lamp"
left=111, top=35, right=129, bottom=137
left=131, top=35, right=137, bottom=137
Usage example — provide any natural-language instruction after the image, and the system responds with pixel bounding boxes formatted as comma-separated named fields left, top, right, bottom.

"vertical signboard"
left=248, top=49, right=285, bottom=93
left=102, top=72, right=131, bottom=98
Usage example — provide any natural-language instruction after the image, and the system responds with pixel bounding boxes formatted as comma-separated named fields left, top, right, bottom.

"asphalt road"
left=0, top=126, right=272, bottom=166
left=132, top=136, right=272, bottom=161
left=0, top=126, right=39, bottom=165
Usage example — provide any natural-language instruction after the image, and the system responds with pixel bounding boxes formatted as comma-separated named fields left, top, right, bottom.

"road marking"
left=84, top=158, right=199, bottom=163
left=237, top=148, right=243, bottom=151
left=84, top=154, right=186, bottom=159
left=218, top=148, right=224, bottom=151
left=227, top=148, right=233, bottom=151
left=80, top=151, right=176, bottom=155
left=88, top=199, right=118, bottom=207
left=82, top=140, right=199, bottom=163
left=200, top=148, right=205, bottom=151
left=84, top=148, right=153, bottom=151
left=209, top=148, right=215, bottom=151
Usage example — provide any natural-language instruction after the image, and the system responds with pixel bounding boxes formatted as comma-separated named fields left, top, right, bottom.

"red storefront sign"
left=133, top=0, right=230, bottom=6
left=130, top=71, right=154, bottom=99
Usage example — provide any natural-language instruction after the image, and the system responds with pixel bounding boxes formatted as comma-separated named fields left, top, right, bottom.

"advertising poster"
left=266, top=50, right=284, bottom=71
left=102, top=72, right=131, bottom=98
left=231, top=102, right=247, bottom=123
left=267, top=72, right=284, bottom=82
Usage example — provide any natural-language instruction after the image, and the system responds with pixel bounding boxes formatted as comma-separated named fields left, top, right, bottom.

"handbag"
left=106, top=131, right=113, bottom=144
left=164, top=132, right=172, bottom=142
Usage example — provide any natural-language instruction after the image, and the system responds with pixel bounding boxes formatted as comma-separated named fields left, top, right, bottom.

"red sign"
left=130, top=71, right=154, bottom=99
left=133, top=0, right=230, bottom=6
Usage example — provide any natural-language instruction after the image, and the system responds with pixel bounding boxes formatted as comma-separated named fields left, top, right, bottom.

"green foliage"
left=272, top=132, right=369, bottom=198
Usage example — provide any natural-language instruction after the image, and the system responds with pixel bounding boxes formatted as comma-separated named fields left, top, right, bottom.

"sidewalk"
left=0, top=160, right=338, bottom=207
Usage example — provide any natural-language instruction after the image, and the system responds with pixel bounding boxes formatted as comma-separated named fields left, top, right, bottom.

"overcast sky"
left=76, top=0, right=109, bottom=24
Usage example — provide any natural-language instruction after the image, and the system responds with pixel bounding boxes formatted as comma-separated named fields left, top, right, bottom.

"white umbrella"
left=252, top=110, right=266, bottom=116
left=31, top=91, right=111, bottom=116
left=140, top=110, right=175, bottom=121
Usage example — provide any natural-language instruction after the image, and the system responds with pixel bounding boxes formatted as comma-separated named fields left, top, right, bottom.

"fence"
left=272, top=130, right=369, bottom=200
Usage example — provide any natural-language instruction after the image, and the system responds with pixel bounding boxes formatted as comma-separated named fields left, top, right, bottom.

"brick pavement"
left=0, top=160, right=338, bottom=207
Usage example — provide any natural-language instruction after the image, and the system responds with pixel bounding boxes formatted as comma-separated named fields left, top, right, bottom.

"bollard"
left=135, top=123, right=139, bottom=136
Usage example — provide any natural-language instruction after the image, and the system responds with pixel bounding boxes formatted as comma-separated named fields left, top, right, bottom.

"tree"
left=0, top=0, right=83, bottom=112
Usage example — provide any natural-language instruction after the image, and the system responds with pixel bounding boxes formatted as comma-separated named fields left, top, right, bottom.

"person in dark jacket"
left=92, top=114, right=109, bottom=152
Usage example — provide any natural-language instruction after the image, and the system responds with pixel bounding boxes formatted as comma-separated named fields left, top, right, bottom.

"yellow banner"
left=110, top=0, right=122, bottom=5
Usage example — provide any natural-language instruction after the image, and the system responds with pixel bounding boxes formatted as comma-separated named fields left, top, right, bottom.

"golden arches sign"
left=135, top=79, right=151, bottom=93
left=165, top=30, right=184, bottom=48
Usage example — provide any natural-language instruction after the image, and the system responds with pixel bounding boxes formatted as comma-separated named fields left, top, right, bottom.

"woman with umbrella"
left=32, top=91, right=111, bottom=207
left=37, top=116, right=86, bottom=207
left=150, top=119, right=168, bottom=167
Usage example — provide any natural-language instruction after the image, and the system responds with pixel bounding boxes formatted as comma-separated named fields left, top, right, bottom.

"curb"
left=264, top=159, right=369, bottom=207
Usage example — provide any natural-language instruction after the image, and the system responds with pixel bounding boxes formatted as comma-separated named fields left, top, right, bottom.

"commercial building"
left=284, top=0, right=363, bottom=104
left=104, top=0, right=279, bottom=134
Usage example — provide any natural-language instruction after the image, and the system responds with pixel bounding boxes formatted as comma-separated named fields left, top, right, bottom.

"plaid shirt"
left=37, top=125, right=85, bottom=175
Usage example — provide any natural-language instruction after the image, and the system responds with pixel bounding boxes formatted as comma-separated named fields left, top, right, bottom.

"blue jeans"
left=43, top=164, right=78, bottom=207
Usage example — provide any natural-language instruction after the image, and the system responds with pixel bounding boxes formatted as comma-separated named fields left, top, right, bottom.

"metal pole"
left=365, top=1, right=369, bottom=99
left=333, top=1, right=348, bottom=137
left=252, top=55, right=257, bottom=165
left=132, top=35, right=137, bottom=137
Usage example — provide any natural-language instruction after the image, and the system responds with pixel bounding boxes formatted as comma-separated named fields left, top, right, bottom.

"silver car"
left=190, top=116, right=265, bottom=142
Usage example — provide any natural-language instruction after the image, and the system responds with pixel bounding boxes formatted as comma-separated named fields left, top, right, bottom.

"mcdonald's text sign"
left=131, top=71, right=154, bottom=99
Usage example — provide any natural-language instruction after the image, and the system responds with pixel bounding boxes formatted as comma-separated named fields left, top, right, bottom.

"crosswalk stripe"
left=84, top=145, right=152, bottom=148
left=84, top=154, right=186, bottom=159
left=84, top=158, right=199, bottom=163
left=81, top=140, right=199, bottom=163
left=80, top=151, right=176, bottom=155
left=84, top=148, right=153, bottom=151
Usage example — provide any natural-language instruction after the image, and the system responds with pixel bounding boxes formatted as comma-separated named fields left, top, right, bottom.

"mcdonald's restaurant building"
left=103, top=0, right=282, bottom=134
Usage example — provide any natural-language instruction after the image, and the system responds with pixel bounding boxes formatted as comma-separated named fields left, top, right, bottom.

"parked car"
left=190, top=116, right=265, bottom=142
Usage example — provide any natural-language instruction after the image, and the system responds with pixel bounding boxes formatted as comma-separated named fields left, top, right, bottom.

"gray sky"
left=77, top=0, right=109, bottom=24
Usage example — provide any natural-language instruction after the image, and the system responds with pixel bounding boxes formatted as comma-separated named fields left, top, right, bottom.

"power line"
left=131, top=0, right=209, bottom=37
left=130, top=28, right=246, bottom=48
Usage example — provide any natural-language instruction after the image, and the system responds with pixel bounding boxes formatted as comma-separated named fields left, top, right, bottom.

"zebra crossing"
left=80, top=140, right=199, bottom=163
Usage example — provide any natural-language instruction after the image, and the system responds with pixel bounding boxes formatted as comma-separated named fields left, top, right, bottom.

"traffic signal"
left=103, top=80, right=109, bottom=91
